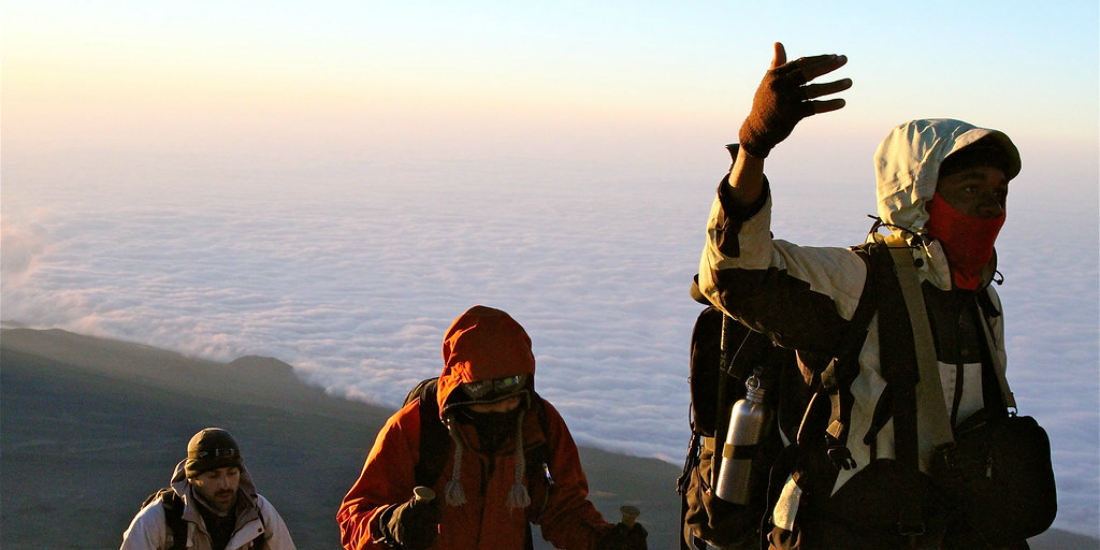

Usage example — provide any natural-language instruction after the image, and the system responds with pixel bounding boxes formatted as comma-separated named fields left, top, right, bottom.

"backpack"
left=681, top=234, right=1055, bottom=549
left=402, top=377, right=553, bottom=503
left=677, top=243, right=883, bottom=550
left=676, top=305, right=805, bottom=550
left=139, top=487, right=266, bottom=550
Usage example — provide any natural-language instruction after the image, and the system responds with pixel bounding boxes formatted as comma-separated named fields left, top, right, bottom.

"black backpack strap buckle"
left=826, top=444, right=856, bottom=470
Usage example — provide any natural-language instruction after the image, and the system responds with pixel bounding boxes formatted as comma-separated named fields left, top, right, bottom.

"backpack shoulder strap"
left=842, top=240, right=888, bottom=355
left=876, top=233, right=956, bottom=540
left=405, top=377, right=439, bottom=408
left=151, top=488, right=188, bottom=550
left=414, top=377, right=554, bottom=493
left=251, top=498, right=268, bottom=549
left=811, top=240, right=886, bottom=467
left=414, top=378, right=449, bottom=488
left=526, top=391, right=551, bottom=459
left=521, top=392, right=554, bottom=533
left=883, top=234, right=953, bottom=448
left=976, top=287, right=1016, bottom=409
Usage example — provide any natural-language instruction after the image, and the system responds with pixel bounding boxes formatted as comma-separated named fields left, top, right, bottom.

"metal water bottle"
left=715, top=374, right=771, bottom=504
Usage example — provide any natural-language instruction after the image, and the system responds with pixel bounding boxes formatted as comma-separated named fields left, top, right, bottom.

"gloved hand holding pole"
left=380, top=486, right=442, bottom=550
left=597, top=505, right=648, bottom=550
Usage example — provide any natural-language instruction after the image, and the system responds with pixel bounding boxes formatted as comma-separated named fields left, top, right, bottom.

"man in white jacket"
left=698, top=43, right=1039, bottom=549
left=120, top=427, right=296, bottom=550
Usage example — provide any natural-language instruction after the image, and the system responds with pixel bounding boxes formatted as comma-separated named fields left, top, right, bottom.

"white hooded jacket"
left=120, top=460, right=296, bottom=550
left=699, top=118, right=1021, bottom=494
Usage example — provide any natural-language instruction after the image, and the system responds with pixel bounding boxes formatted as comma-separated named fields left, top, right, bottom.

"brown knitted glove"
left=738, top=44, right=850, bottom=159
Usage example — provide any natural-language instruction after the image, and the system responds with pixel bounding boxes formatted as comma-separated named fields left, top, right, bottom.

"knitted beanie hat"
left=939, top=140, right=1013, bottom=180
left=184, top=427, right=243, bottom=478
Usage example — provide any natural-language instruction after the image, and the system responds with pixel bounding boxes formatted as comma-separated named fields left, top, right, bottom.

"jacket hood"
left=874, top=118, right=1020, bottom=236
left=437, top=305, right=536, bottom=415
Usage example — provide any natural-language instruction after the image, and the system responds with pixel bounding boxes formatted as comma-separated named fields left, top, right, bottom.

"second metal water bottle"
left=715, top=373, right=771, bottom=504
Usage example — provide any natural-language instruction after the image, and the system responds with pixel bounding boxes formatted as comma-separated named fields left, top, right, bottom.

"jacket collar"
left=170, top=459, right=261, bottom=530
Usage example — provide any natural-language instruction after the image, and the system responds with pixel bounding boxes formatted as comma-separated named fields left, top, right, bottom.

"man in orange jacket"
left=338, top=305, right=647, bottom=550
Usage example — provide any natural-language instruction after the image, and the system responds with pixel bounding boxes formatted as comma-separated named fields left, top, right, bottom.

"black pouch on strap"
left=932, top=412, right=1057, bottom=547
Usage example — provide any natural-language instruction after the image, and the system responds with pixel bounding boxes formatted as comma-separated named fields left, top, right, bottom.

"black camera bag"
left=933, top=412, right=1057, bottom=546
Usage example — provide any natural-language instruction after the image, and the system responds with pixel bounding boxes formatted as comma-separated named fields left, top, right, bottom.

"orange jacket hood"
left=436, top=306, right=536, bottom=415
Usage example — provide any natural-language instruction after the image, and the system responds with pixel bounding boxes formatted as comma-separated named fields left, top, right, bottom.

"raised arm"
left=728, top=42, right=851, bottom=206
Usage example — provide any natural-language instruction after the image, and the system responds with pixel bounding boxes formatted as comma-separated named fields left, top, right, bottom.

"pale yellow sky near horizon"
left=4, top=1, right=1098, bottom=186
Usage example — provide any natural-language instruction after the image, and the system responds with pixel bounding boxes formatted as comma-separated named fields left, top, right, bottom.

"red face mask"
left=923, top=193, right=1005, bottom=290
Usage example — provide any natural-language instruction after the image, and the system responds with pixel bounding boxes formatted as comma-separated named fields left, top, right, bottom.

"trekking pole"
left=414, top=486, right=441, bottom=537
left=413, top=486, right=435, bottom=502
left=620, top=505, right=640, bottom=529
left=618, top=504, right=648, bottom=547
left=711, top=314, right=735, bottom=489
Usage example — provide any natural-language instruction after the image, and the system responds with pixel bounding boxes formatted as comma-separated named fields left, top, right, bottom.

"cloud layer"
left=2, top=154, right=1097, bottom=534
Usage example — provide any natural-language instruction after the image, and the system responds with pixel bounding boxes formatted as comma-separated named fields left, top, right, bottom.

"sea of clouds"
left=2, top=149, right=1097, bottom=535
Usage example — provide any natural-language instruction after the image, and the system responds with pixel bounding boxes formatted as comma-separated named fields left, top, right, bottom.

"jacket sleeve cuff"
left=371, top=505, right=397, bottom=545
left=713, top=174, right=770, bottom=258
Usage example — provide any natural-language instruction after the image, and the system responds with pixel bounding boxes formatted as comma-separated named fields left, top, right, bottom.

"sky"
left=3, top=0, right=1098, bottom=537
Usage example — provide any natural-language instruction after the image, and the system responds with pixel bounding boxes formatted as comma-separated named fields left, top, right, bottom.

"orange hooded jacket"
left=338, top=306, right=614, bottom=550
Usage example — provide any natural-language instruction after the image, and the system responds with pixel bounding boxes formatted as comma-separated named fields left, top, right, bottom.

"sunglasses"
left=462, top=374, right=528, bottom=400
left=192, top=448, right=239, bottom=459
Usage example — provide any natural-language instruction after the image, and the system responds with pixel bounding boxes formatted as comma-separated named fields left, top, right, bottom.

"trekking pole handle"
left=619, top=505, right=640, bottom=528
left=413, top=486, right=436, bottom=503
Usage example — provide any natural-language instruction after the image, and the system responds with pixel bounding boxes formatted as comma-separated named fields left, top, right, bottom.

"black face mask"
left=457, top=407, right=522, bottom=455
